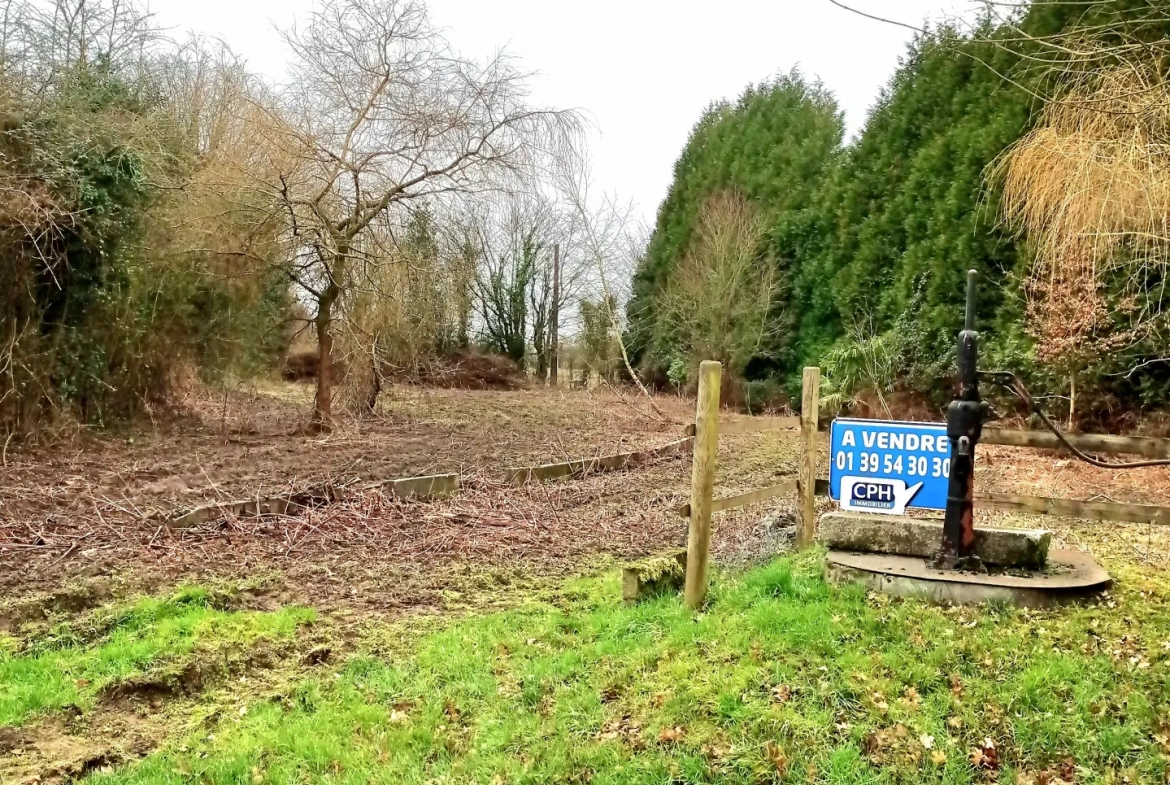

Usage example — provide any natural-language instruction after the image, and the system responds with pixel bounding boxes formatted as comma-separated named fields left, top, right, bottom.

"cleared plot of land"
left=0, top=385, right=696, bottom=610
left=3, top=383, right=1170, bottom=783
left=4, top=382, right=1170, bottom=610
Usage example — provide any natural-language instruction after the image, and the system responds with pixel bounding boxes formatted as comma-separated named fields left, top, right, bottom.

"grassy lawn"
left=0, top=588, right=314, bottom=727
left=19, top=552, right=1154, bottom=785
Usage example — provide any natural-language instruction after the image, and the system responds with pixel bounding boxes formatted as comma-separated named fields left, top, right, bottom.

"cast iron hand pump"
left=937, top=270, right=990, bottom=569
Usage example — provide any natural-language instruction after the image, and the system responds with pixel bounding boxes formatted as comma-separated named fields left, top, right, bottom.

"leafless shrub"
left=656, top=192, right=780, bottom=386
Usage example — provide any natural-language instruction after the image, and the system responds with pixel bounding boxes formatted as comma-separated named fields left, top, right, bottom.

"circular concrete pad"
left=826, top=549, right=1111, bottom=607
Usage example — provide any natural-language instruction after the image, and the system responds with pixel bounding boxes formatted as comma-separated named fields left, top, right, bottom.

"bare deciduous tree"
left=555, top=148, right=668, bottom=417
left=252, top=0, right=574, bottom=430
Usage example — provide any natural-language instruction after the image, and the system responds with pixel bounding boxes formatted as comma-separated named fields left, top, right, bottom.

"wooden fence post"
left=797, top=366, right=820, bottom=548
left=685, top=360, right=721, bottom=609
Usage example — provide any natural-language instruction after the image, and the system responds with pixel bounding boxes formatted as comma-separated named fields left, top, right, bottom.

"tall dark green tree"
left=795, top=18, right=1036, bottom=383
left=626, top=71, right=844, bottom=380
left=632, top=3, right=1170, bottom=415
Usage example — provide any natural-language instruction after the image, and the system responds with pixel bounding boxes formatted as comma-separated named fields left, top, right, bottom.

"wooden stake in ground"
left=797, top=366, right=821, bottom=548
left=685, top=360, right=721, bottom=609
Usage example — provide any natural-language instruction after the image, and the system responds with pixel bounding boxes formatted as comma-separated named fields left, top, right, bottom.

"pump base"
left=826, top=549, right=1109, bottom=608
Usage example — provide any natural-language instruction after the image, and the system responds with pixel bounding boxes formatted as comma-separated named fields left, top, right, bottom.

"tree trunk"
left=311, top=289, right=338, bottom=433
left=365, top=352, right=382, bottom=414
left=549, top=243, right=560, bottom=386
left=534, top=335, right=548, bottom=380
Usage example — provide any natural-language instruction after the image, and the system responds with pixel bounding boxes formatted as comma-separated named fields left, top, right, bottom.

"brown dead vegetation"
left=2, top=382, right=1169, bottom=619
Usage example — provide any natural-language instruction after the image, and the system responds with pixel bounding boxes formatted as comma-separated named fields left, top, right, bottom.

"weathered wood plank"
left=504, top=437, right=694, bottom=486
left=976, top=492, right=1170, bottom=525
left=676, top=479, right=798, bottom=518
left=383, top=473, right=459, bottom=500
left=685, top=416, right=799, bottom=438
left=982, top=427, right=1170, bottom=459
left=167, top=473, right=460, bottom=528
left=169, top=496, right=310, bottom=528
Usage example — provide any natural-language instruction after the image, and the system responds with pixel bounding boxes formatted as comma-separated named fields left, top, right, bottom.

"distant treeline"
left=627, top=1, right=1170, bottom=422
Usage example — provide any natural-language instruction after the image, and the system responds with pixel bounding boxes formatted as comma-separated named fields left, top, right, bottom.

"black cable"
left=980, top=370, right=1170, bottom=470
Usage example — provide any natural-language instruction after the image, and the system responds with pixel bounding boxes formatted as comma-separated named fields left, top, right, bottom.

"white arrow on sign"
left=839, top=477, right=925, bottom=516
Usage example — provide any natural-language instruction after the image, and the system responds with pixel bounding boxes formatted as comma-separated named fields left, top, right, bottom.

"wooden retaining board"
left=976, top=491, right=1170, bottom=526
left=166, top=473, right=459, bottom=528
left=505, top=437, right=694, bottom=486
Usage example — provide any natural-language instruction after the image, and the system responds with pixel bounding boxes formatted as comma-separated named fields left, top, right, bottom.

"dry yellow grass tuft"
left=996, top=51, right=1170, bottom=359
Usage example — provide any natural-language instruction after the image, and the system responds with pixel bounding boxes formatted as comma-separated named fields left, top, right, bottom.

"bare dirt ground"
left=4, top=381, right=1170, bottom=785
left=3, top=381, right=1170, bottom=625
left=0, top=383, right=702, bottom=621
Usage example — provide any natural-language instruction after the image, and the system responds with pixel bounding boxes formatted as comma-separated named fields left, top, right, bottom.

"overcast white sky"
left=147, top=0, right=978, bottom=227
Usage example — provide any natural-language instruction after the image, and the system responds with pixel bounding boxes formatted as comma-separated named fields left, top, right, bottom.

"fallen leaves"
left=764, top=740, right=789, bottom=775
left=949, top=674, right=965, bottom=700
left=863, top=724, right=909, bottom=766
left=1016, top=758, right=1078, bottom=785
left=598, top=716, right=643, bottom=749
left=389, top=700, right=411, bottom=724
left=970, top=737, right=1000, bottom=770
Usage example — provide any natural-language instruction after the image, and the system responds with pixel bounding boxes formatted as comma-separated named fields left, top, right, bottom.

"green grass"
left=0, top=587, right=314, bottom=726
left=81, top=553, right=1170, bottom=785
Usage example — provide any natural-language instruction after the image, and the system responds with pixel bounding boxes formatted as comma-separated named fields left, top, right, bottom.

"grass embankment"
left=0, top=587, right=313, bottom=727
left=55, top=552, right=1168, bottom=785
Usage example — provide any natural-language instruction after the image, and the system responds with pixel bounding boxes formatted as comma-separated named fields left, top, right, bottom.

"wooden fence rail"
left=684, top=416, right=799, bottom=438
left=675, top=480, right=797, bottom=519
left=976, top=492, right=1170, bottom=525
left=982, top=426, right=1170, bottom=459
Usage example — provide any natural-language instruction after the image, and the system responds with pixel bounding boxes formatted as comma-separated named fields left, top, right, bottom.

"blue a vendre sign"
left=829, top=418, right=952, bottom=515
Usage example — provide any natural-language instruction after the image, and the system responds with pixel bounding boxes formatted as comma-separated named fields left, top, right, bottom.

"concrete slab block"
left=818, top=512, right=1051, bottom=568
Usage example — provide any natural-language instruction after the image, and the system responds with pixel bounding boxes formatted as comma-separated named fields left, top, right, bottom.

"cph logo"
left=840, top=477, right=924, bottom=516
